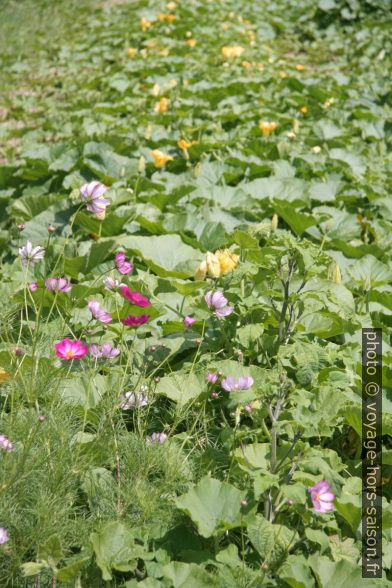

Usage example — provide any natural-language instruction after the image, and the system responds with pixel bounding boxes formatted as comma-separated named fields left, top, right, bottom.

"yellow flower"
left=151, top=83, right=161, bottom=97
left=0, top=368, right=11, bottom=383
left=158, top=13, right=177, bottom=23
left=215, top=249, right=239, bottom=275
left=154, top=97, right=169, bottom=113
left=279, top=70, right=288, bottom=78
left=271, top=213, right=278, bottom=232
left=159, top=48, right=170, bottom=57
left=323, top=97, right=335, bottom=109
left=166, top=1, right=177, bottom=9
left=140, top=18, right=152, bottom=31
left=177, top=139, right=198, bottom=150
left=300, top=106, right=308, bottom=114
left=140, top=49, right=148, bottom=59
left=295, top=64, right=305, bottom=71
left=127, top=48, right=137, bottom=58
left=168, top=78, right=177, bottom=88
left=312, top=145, right=321, bottom=154
left=221, top=45, right=245, bottom=59
left=259, top=121, right=277, bottom=137
left=241, top=60, right=251, bottom=69
left=150, top=150, right=173, bottom=168
left=329, top=263, right=342, bottom=284
left=194, top=252, right=221, bottom=280
left=186, top=38, right=197, bottom=48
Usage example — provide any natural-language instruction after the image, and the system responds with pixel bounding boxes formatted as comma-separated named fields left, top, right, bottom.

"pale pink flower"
left=121, top=314, right=150, bottom=327
left=44, top=278, right=72, bottom=293
left=19, top=241, right=45, bottom=267
left=28, top=282, right=38, bottom=292
left=0, top=434, right=13, bottom=452
left=149, top=432, right=167, bottom=444
left=54, top=338, right=89, bottom=360
left=206, top=372, right=218, bottom=384
left=120, top=391, right=148, bottom=409
left=0, top=528, right=9, bottom=545
left=90, top=343, right=120, bottom=359
left=309, top=480, right=335, bottom=513
left=221, top=376, right=254, bottom=392
left=103, top=277, right=123, bottom=291
left=80, top=181, right=110, bottom=219
left=184, top=316, right=196, bottom=328
left=205, top=290, right=233, bottom=318
left=121, top=286, right=150, bottom=307
left=115, top=252, right=133, bottom=275
left=88, top=301, right=112, bottom=324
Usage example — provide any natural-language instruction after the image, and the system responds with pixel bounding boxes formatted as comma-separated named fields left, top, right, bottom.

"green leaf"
left=90, top=521, right=137, bottom=581
left=279, top=554, right=315, bottom=588
left=162, top=562, right=219, bottom=588
left=117, top=234, right=203, bottom=278
left=175, top=476, right=243, bottom=538
left=156, top=372, right=205, bottom=406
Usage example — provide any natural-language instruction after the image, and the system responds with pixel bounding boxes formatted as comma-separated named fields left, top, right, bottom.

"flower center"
left=65, top=351, right=74, bottom=359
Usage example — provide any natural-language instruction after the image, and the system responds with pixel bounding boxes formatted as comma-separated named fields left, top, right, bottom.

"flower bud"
left=271, top=213, right=278, bottom=231
left=17, top=224, right=25, bottom=231
left=47, top=224, right=56, bottom=233
left=194, top=259, right=207, bottom=281
left=138, top=155, right=146, bottom=174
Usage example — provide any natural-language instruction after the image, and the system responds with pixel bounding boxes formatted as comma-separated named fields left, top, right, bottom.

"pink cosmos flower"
left=205, top=290, right=233, bottom=319
left=121, top=314, right=150, bottom=327
left=0, top=528, right=9, bottom=545
left=221, top=376, right=254, bottom=392
left=88, top=301, right=112, bottom=324
left=115, top=252, right=133, bottom=275
left=80, top=181, right=111, bottom=219
left=120, top=391, right=148, bottom=409
left=184, top=316, right=196, bottom=328
left=0, top=434, right=13, bottom=452
left=103, top=277, right=123, bottom=291
left=149, top=432, right=167, bottom=444
left=19, top=241, right=45, bottom=267
left=45, top=278, right=72, bottom=293
left=121, top=286, right=151, bottom=307
left=54, top=339, right=89, bottom=360
left=206, top=372, right=218, bottom=384
left=90, top=343, right=120, bottom=359
left=28, top=282, right=38, bottom=292
left=309, top=480, right=335, bottom=513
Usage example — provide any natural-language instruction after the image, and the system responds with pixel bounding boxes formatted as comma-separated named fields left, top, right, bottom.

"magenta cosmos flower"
left=121, top=286, right=151, bottom=307
left=54, top=339, right=89, bottom=360
left=90, top=343, right=120, bottom=359
left=205, top=290, right=233, bottom=318
left=80, top=181, right=111, bottom=220
left=309, top=480, right=335, bottom=513
left=0, top=434, right=13, bottom=452
left=184, top=316, right=196, bottom=328
left=45, top=278, right=72, bottom=293
left=19, top=241, right=45, bottom=267
left=0, top=528, right=9, bottom=545
left=121, top=314, right=150, bottom=327
left=115, top=252, right=133, bottom=275
left=221, top=376, right=254, bottom=392
left=88, top=301, right=112, bottom=324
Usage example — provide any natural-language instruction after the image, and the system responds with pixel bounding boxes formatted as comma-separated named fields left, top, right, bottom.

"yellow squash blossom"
left=215, top=249, right=239, bottom=275
left=140, top=18, right=152, bottom=31
left=150, top=150, right=173, bottom=168
left=0, top=368, right=11, bottom=383
left=329, top=263, right=342, bottom=284
left=177, top=139, right=198, bottom=151
left=194, top=249, right=239, bottom=280
left=259, top=121, right=277, bottom=137
left=151, top=83, right=161, bottom=97
left=295, top=64, right=305, bottom=71
left=186, top=38, right=197, bottom=48
left=166, top=1, right=177, bottom=10
left=221, top=45, right=245, bottom=59
left=158, top=13, right=177, bottom=23
left=154, top=97, right=169, bottom=113
left=127, top=48, right=137, bottom=58
left=300, top=106, right=308, bottom=114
